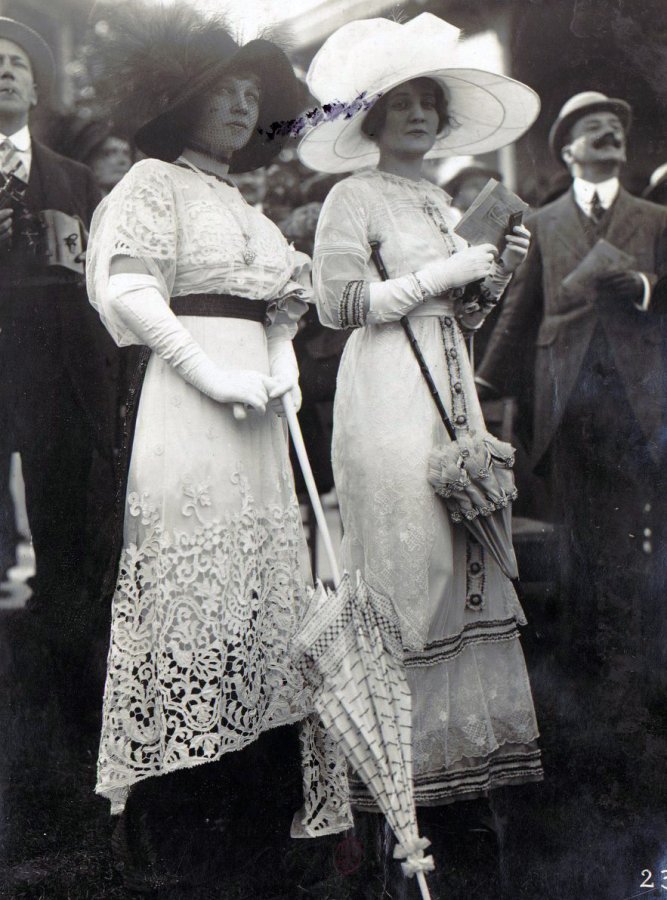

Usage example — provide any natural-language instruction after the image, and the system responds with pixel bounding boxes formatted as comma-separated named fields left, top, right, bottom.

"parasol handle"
left=416, top=871, right=432, bottom=900
left=401, top=316, right=457, bottom=441
left=368, top=240, right=456, bottom=442
left=282, top=392, right=342, bottom=587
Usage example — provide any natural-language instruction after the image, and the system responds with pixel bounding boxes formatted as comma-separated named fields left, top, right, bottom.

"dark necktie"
left=590, top=191, right=604, bottom=223
left=0, top=138, right=28, bottom=183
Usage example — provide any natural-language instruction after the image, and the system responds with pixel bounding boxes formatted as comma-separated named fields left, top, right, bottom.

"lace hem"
left=97, top=477, right=351, bottom=829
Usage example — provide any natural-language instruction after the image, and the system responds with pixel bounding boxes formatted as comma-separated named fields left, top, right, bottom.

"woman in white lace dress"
left=299, top=14, right=544, bottom=812
left=85, top=7, right=349, bottom=891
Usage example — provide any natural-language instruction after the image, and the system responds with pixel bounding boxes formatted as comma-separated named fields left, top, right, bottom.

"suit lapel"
left=604, top=188, right=644, bottom=258
left=549, top=190, right=590, bottom=259
left=24, top=144, right=46, bottom=210
left=25, top=141, right=70, bottom=212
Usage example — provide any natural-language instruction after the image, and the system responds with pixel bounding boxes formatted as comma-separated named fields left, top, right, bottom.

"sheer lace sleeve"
left=266, top=249, right=312, bottom=341
left=86, top=159, right=178, bottom=346
left=313, top=180, right=371, bottom=331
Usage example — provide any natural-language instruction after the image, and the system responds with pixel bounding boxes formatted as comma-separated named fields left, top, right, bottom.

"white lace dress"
left=87, top=159, right=350, bottom=828
left=313, top=168, right=543, bottom=806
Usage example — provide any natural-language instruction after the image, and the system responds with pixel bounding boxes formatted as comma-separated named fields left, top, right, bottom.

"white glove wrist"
left=267, top=332, right=301, bottom=413
left=367, top=273, right=424, bottom=324
left=107, top=273, right=270, bottom=409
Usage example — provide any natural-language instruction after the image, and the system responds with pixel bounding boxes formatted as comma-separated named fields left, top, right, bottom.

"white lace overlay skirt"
left=97, top=318, right=321, bottom=815
left=333, top=315, right=542, bottom=805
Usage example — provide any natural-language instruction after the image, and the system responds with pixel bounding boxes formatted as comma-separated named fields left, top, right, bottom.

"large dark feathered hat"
left=88, top=1, right=302, bottom=173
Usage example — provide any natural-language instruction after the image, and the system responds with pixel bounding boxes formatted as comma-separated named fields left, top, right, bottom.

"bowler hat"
left=0, top=17, right=55, bottom=88
left=298, top=13, right=540, bottom=175
left=549, top=91, right=632, bottom=162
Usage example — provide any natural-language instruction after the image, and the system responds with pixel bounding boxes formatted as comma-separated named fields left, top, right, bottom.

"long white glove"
left=367, top=243, right=498, bottom=324
left=107, top=273, right=274, bottom=412
left=266, top=324, right=301, bottom=416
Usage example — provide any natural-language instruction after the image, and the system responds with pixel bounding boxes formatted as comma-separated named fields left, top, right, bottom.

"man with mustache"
left=476, top=91, right=667, bottom=728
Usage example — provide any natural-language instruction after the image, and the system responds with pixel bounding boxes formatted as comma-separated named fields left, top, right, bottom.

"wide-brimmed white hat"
left=297, top=14, right=540, bottom=174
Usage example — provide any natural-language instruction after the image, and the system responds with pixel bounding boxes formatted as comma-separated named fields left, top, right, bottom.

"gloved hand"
left=498, top=224, right=531, bottom=275
left=108, top=273, right=274, bottom=412
left=367, top=243, right=498, bottom=325
left=416, top=243, right=498, bottom=294
left=595, top=270, right=645, bottom=308
left=266, top=325, right=302, bottom=416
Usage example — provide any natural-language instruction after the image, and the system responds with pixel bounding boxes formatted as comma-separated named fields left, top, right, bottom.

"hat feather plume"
left=86, top=0, right=238, bottom=127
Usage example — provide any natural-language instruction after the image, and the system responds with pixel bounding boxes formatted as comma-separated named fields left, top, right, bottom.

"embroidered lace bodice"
left=87, top=158, right=305, bottom=346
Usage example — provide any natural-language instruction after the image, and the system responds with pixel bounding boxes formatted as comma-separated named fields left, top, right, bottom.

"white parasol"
left=283, top=393, right=436, bottom=900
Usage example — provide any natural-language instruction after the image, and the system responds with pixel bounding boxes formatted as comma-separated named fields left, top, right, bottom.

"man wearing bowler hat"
left=476, top=91, right=667, bottom=719
left=0, top=18, right=117, bottom=645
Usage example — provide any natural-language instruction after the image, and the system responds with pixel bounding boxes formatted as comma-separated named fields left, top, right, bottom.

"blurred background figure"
left=442, top=162, right=502, bottom=218
left=262, top=156, right=308, bottom=223
left=231, top=167, right=267, bottom=209
left=74, top=129, right=132, bottom=195
left=51, top=114, right=133, bottom=195
left=643, top=162, right=667, bottom=206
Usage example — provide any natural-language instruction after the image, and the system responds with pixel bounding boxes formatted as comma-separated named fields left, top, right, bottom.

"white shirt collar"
left=0, top=125, right=31, bottom=152
left=573, top=176, right=619, bottom=213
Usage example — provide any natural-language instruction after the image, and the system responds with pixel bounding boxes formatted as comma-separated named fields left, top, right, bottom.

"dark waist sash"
left=171, top=293, right=268, bottom=322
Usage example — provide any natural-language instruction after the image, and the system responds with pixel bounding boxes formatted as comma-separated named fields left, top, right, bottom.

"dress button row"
left=455, top=415, right=467, bottom=426
left=467, top=594, right=483, bottom=608
left=469, top=562, right=482, bottom=575
left=443, top=316, right=453, bottom=327
left=453, top=382, right=462, bottom=394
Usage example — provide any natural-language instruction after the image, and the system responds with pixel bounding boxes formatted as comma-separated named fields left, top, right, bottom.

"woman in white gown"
left=300, top=14, right=544, bottom=810
left=86, top=6, right=348, bottom=891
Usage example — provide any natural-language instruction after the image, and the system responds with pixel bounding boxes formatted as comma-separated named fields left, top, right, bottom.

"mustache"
left=592, top=132, right=624, bottom=149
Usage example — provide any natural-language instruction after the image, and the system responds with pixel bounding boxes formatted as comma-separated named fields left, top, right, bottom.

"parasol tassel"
left=394, top=836, right=436, bottom=877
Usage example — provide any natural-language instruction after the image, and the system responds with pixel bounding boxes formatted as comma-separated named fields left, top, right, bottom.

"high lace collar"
left=371, top=167, right=432, bottom=187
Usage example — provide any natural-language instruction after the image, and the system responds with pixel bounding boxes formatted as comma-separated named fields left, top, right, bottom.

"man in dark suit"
left=476, top=92, right=667, bottom=714
left=0, top=18, right=118, bottom=630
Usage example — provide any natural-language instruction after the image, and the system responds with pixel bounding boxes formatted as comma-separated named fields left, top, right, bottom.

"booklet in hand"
left=454, top=178, right=530, bottom=252
left=39, top=209, right=85, bottom=275
left=561, top=239, right=635, bottom=296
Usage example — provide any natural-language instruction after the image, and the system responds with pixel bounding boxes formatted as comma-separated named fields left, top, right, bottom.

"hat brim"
left=298, top=68, right=540, bottom=175
left=0, top=18, right=54, bottom=88
left=135, top=40, right=301, bottom=173
left=549, top=98, right=632, bottom=162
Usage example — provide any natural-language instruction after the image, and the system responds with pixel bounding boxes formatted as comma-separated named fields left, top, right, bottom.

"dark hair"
left=361, top=78, right=452, bottom=141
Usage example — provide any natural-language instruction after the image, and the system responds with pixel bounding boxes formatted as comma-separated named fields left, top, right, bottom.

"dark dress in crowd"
left=477, top=186, right=667, bottom=715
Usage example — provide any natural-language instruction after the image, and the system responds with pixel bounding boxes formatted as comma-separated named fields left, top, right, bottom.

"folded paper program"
left=454, top=178, right=529, bottom=251
left=561, top=239, right=635, bottom=296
